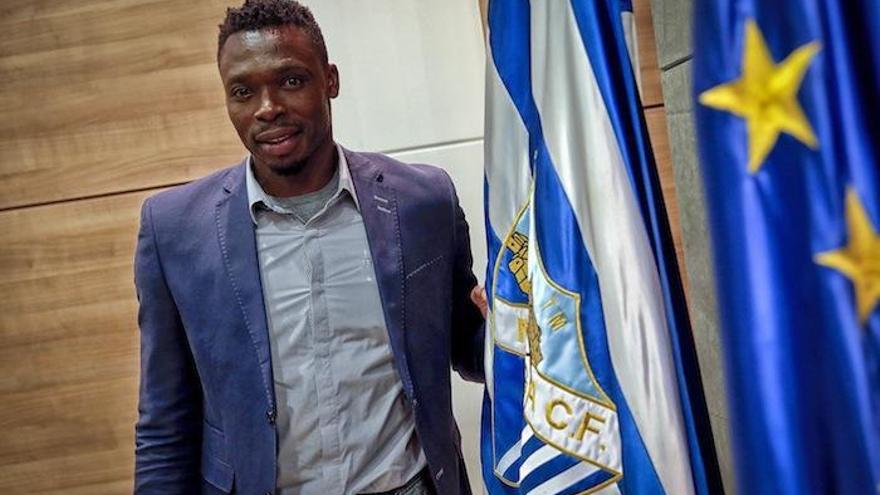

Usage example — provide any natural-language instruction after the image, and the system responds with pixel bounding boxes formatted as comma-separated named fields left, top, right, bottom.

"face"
left=219, top=26, right=339, bottom=176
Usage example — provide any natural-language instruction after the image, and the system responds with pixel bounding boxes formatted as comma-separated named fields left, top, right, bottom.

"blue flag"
left=693, top=0, right=880, bottom=493
left=481, top=1, right=721, bottom=493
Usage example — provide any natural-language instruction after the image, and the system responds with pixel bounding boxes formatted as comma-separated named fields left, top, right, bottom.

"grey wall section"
left=649, top=0, right=737, bottom=493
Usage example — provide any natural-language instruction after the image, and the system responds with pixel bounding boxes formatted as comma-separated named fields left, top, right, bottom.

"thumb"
left=470, top=285, right=488, bottom=319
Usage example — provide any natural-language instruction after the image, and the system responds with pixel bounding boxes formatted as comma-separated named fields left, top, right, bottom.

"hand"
left=470, top=285, right=488, bottom=319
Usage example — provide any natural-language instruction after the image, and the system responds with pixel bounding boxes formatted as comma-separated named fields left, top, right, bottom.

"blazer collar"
left=344, top=148, right=415, bottom=399
left=216, top=159, right=276, bottom=408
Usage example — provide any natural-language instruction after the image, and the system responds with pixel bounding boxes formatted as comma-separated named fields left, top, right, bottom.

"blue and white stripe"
left=481, top=1, right=713, bottom=494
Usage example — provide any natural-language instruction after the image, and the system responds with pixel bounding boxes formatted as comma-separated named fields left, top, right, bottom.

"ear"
left=327, top=63, right=340, bottom=99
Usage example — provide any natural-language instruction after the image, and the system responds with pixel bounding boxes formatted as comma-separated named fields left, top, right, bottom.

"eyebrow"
left=223, top=60, right=313, bottom=86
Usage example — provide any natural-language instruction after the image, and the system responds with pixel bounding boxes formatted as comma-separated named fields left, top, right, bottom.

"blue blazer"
left=133, top=149, right=485, bottom=495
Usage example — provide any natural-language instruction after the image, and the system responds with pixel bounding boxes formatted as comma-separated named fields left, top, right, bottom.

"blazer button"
left=266, top=409, right=276, bottom=425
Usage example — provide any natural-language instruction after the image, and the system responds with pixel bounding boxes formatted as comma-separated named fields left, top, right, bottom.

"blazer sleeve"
left=443, top=172, right=486, bottom=383
left=133, top=197, right=203, bottom=494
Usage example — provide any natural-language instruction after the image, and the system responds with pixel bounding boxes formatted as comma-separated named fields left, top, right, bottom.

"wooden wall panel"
left=635, top=0, right=689, bottom=294
left=646, top=106, right=689, bottom=294
left=0, top=0, right=243, bottom=210
left=0, top=192, right=147, bottom=493
left=635, top=0, right=663, bottom=108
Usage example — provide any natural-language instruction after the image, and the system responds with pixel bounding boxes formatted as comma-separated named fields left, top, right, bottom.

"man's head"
left=218, top=0, right=339, bottom=180
left=218, top=0, right=328, bottom=63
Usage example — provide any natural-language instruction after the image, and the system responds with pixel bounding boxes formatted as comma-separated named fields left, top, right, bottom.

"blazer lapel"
left=346, top=149, right=414, bottom=399
left=215, top=162, right=275, bottom=407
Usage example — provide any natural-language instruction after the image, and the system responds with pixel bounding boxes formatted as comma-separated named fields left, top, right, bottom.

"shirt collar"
left=245, top=144, right=360, bottom=224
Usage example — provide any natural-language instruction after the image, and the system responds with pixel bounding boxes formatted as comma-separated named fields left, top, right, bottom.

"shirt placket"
left=303, top=223, right=346, bottom=491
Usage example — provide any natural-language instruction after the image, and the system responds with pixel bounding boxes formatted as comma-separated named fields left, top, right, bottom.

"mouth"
left=254, top=127, right=302, bottom=157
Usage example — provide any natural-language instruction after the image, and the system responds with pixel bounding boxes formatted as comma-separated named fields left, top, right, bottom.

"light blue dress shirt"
left=246, top=147, right=427, bottom=494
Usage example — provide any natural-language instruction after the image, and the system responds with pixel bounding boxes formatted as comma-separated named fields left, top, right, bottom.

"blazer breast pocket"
left=404, top=254, right=445, bottom=282
left=404, top=254, right=451, bottom=326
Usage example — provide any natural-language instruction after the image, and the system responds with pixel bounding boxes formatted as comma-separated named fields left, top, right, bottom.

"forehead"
left=219, top=26, right=323, bottom=79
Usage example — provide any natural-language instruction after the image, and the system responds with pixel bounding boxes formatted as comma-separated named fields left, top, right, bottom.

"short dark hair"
left=217, top=0, right=328, bottom=62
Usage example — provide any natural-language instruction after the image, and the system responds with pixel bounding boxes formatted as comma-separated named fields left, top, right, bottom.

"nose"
left=254, top=89, right=284, bottom=122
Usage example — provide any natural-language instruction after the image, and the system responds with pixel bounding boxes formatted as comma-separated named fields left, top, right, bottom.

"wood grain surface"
left=0, top=0, right=244, bottom=210
left=0, top=1, right=686, bottom=493
left=646, top=106, right=690, bottom=294
left=0, top=191, right=149, bottom=493
left=635, top=0, right=663, bottom=108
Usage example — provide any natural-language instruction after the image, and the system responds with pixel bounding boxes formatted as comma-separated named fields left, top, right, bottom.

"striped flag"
left=480, top=1, right=721, bottom=494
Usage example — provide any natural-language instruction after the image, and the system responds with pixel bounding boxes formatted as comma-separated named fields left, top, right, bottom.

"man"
left=133, top=1, right=485, bottom=494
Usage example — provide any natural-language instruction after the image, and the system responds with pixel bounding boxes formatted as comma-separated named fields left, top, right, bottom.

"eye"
left=230, top=86, right=252, bottom=100
left=282, top=76, right=305, bottom=88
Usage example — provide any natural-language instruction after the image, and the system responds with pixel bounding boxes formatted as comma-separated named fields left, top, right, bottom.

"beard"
left=269, top=158, right=307, bottom=176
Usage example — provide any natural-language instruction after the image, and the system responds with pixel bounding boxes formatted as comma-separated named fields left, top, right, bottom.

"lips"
left=255, top=127, right=301, bottom=157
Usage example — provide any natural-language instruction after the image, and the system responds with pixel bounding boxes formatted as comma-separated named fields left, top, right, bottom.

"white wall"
left=302, top=1, right=487, bottom=492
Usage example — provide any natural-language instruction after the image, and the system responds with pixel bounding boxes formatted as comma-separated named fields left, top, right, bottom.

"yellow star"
left=699, top=19, right=821, bottom=173
left=816, top=189, right=880, bottom=325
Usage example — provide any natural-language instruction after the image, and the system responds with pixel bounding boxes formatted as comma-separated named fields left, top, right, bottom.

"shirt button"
left=266, top=409, right=276, bottom=425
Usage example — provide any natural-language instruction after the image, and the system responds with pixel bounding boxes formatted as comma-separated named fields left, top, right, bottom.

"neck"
left=254, top=141, right=338, bottom=198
